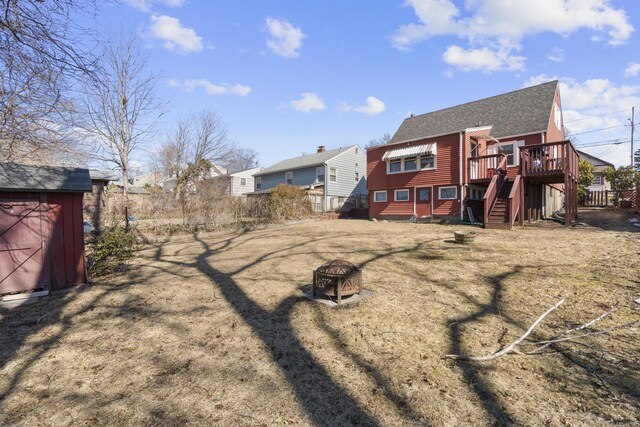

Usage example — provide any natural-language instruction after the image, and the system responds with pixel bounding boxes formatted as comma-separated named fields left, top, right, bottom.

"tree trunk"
left=123, top=166, right=130, bottom=230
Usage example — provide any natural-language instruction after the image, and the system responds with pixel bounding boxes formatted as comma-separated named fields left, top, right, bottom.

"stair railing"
left=482, top=154, right=507, bottom=223
left=508, top=174, right=522, bottom=228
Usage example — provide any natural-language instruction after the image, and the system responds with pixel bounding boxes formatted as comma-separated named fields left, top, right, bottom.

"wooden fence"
left=584, top=189, right=637, bottom=210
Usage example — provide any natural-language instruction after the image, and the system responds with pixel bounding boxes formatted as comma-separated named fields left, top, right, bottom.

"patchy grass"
left=1, top=208, right=639, bottom=426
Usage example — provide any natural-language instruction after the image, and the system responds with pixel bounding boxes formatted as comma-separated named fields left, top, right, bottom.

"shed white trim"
left=382, top=143, right=436, bottom=161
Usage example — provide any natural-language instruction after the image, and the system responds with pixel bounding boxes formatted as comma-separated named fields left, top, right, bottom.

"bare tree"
left=151, top=117, right=191, bottom=177
left=78, top=35, right=164, bottom=228
left=0, top=0, right=97, bottom=163
left=226, top=147, right=259, bottom=173
left=364, top=132, right=391, bottom=151
left=151, top=110, right=235, bottom=178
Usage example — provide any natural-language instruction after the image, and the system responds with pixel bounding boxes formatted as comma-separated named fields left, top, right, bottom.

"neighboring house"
left=130, top=171, right=161, bottom=187
left=577, top=150, right=613, bottom=191
left=160, top=164, right=228, bottom=193
left=367, top=80, right=579, bottom=228
left=0, top=163, right=92, bottom=296
left=252, top=145, right=367, bottom=211
left=86, top=169, right=119, bottom=233
left=214, top=167, right=262, bottom=197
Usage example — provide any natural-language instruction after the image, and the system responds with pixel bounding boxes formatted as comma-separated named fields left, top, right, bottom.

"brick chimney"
left=317, top=145, right=326, bottom=153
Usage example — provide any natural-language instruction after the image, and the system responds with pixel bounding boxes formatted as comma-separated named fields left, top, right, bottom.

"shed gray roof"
left=254, top=146, right=355, bottom=176
left=89, top=169, right=119, bottom=182
left=0, top=163, right=92, bottom=193
left=389, top=80, right=559, bottom=144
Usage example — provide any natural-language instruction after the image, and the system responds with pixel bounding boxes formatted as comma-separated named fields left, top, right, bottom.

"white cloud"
left=124, top=0, right=185, bottom=11
left=170, top=79, right=251, bottom=96
left=624, top=62, right=640, bottom=77
left=290, top=93, right=326, bottom=112
left=150, top=15, right=203, bottom=54
left=443, top=45, right=525, bottom=72
left=524, top=74, right=639, bottom=166
left=547, top=47, right=564, bottom=63
left=339, top=97, right=386, bottom=116
left=265, top=17, right=305, bottom=58
left=354, top=96, right=386, bottom=116
left=392, top=0, right=634, bottom=73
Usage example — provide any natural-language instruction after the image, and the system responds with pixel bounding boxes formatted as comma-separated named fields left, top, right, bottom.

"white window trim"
left=387, top=154, right=437, bottom=174
left=240, top=178, right=247, bottom=186
left=593, top=175, right=602, bottom=185
left=439, top=186, right=458, bottom=200
left=329, top=167, right=337, bottom=182
left=285, top=171, right=293, bottom=184
left=394, top=189, right=410, bottom=202
left=373, top=191, right=387, bottom=203
left=316, top=165, right=325, bottom=183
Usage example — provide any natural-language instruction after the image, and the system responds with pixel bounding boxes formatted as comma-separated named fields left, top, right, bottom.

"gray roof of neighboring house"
left=89, top=169, right=119, bottom=182
left=389, top=80, right=559, bottom=144
left=0, top=162, right=92, bottom=193
left=254, top=146, right=355, bottom=177
left=576, top=150, right=614, bottom=167
left=110, top=182, right=151, bottom=195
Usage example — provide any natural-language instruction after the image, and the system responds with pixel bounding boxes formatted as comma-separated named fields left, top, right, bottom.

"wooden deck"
left=467, top=140, right=579, bottom=227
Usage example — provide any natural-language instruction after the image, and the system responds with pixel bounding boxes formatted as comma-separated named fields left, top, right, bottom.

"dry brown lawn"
left=1, top=208, right=639, bottom=426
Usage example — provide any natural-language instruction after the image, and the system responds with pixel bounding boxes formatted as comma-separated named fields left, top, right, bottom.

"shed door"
left=0, top=198, right=45, bottom=295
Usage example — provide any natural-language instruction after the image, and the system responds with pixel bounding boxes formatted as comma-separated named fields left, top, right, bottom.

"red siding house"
left=367, top=80, right=579, bottom=228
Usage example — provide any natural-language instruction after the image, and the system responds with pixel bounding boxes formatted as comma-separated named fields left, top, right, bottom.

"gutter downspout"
left=459, top=131, right=464, bottom=222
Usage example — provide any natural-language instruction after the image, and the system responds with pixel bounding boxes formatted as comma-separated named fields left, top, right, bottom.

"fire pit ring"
left=313, top=259, right=362, bottom=304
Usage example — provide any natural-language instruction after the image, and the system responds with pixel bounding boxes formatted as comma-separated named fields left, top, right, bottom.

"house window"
left=497, top=144, right=515, bottom=166
left=355, top=171, right=359, bottom=182
left=404, top=157, right=417, bottom=171
left=374, top=191, right=387, bottom=202
left=256, top=176, right=262, bottom=190
left=439, top=186, right=457, bottom=200
left=388, top=154, right=436, bottom=173
left=418, top=189, right=429, bottom=201
left=491, top=141, right=523, bottom=167
left=329, top=167, right=337, bottom=182
left=240, top=178, right=247, bottom=186
left=394, top=189, right=410, bottom=202
left=554, top=102, right=562, bottom=130
left=316, top=166, right=325, bottom=182
left=285, top=171, right=293, bottom=185
left=593, top=174, right=602, bottom=185
left=388, top=159, right=401, bottom=173
left=420, top=156, right=435, bottom=169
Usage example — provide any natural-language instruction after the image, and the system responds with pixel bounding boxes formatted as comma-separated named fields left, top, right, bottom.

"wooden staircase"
left=484, top=175, right=524, bottom=230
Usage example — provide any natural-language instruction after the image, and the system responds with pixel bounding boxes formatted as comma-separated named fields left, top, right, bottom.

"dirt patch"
left=1, top=209, right=639, bottom=426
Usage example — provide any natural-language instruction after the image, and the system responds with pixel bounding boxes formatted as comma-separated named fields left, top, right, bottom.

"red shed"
left=0, top=163, right=92, bottom=296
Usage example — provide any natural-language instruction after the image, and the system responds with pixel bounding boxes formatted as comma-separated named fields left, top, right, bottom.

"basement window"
left=439, top=186, right=457, bottom=200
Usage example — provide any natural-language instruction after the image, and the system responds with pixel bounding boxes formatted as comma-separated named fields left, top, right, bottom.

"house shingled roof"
left=389, top=80, right=559, bottom=144
left=254, top=146, right=356, bottom=177
left=576, top=150, right=614, bottom=168
left=0, top=162, right=92, bottom=193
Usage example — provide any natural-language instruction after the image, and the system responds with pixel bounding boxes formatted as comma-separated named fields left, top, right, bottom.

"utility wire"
left=564, top=109, right=628, bottom=123
left=570, top=124, right=628, bottom=136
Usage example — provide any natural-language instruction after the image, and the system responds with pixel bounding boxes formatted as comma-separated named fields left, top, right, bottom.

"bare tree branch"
left=77, top=34, right=164, bottom=228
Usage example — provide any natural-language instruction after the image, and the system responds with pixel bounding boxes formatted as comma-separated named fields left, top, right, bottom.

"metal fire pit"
left=313, top=259, right=362, bottom=304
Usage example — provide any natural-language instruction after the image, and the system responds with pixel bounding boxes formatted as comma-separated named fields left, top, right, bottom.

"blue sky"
left=94, top=0, right=640, bottom=168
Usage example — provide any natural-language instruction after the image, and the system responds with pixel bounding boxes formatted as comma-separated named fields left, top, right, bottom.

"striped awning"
left=382, top=143, right=436, bottom=161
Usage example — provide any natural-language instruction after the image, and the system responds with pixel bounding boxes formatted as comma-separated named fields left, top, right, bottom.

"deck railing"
left=482, top=155, right=508, bottom=222
left=520, top=140, right=579, bottom=179
left=468, top=154, right=506, bottom=181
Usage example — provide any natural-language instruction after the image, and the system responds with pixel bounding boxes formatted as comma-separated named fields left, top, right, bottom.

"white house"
left=228, top=167, right=262, bottom=197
